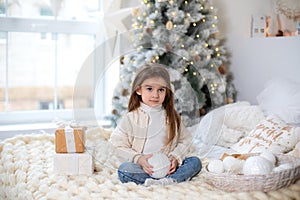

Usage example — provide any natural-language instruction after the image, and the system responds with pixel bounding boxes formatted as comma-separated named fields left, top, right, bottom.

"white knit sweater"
left=140, top=103, right=167, bottom=154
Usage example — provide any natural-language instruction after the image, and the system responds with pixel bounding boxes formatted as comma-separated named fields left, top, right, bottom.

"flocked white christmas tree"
left=109, top=0, right=236, bottom=127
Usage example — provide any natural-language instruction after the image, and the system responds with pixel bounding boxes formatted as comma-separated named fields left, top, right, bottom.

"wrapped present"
left=55, top=126, right=85, bottom=153
left=53, top=149, right=94, bottom=175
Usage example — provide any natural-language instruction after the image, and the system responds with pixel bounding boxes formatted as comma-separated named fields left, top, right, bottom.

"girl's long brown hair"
left=128, top=63, right=181, bottom=145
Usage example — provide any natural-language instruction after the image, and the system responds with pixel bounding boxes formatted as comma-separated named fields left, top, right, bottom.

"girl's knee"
left=117, top=162, right=146, bottom=184
left=190, top=156, right=202, bottom=172
left=117, top=162, right=132, bottom=183
left=118, top=162, right=129, bottom=172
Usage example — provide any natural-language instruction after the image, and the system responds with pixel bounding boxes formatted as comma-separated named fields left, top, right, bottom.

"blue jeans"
left=118, top=156, right=202, bottom=184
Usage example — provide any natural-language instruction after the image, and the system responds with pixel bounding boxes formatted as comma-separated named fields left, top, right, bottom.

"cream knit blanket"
left=0, top=128, right=300, bottom=200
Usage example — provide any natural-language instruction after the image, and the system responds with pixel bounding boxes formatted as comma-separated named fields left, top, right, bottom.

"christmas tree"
left=109, top=0, right=236, bottom=127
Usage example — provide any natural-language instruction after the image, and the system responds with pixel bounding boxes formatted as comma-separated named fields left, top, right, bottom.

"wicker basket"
left=204, top=154, right=300, bottom=192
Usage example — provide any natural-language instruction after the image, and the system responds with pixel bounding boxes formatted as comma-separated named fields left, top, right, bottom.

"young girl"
left=110, top=63, right=202, bottom=186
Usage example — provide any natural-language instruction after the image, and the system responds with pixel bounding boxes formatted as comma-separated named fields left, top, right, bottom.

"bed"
left=1, top=79, right=300, bottom=199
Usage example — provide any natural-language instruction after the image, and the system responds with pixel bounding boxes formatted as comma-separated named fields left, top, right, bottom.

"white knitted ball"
left=243, top=156, right=274, bottom=175
left=207, top=159, right=224, bottom=174
left=148, top=152, right=171, bottom=179
left=260, top=151, right=276, bottom=166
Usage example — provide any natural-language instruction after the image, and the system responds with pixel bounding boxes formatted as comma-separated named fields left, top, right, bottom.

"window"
left=0, top=0, right=109, bottom=125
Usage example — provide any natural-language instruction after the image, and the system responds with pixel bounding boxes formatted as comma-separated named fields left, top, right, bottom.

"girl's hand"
left=168, top=156, right=178, bottom=175
left=137, top=154, right=153, bottom=175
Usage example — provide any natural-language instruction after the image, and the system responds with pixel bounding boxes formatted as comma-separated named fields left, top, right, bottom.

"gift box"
left=55, top=126, right=85, bottom=153
left=53, top=149, right=94, bottom=175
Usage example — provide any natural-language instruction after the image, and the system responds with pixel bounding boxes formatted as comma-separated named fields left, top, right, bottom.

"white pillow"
left=231, top=115, right=300, bottom=154
left=192, top=101, right=265, bottom=156
left=223, top=104, right=265, bottom=130
left=257, top=78, right=300, bottom=125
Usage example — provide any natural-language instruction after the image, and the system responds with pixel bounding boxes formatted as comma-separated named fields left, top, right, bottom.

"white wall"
left=213, top=0, right=300, bottom=104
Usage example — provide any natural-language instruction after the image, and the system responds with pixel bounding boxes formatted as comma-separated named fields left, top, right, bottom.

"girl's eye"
left=159, top=88, right=166, bottom=92
left=146, top=87, right=153, bottom=91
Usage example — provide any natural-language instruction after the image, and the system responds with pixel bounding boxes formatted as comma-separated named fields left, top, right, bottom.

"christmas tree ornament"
left=199, top=108, right=206, bottom=116
left=146, top=27, right=153, bottom=34
left=112, top=109, right=118, bottom=115
left=120, top=88, right=129, bottom=96
left=218, top=65, right=227, bottom=75
left=166, top=21, right=173, bottom=30
left=226, top=97, right=234, bottom=104
left=194, top=55, right=201, bottom=62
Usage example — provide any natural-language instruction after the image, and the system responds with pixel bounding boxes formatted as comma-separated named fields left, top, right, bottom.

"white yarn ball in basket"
left=207, top=159, right=224, bottom=174
left=243, top=156, right=274, bottom=175
left=223, top=156, right=244, bottom=173
left=148, top=152, right=171, bottom=179
left=260, top=151, right=276, bottom=166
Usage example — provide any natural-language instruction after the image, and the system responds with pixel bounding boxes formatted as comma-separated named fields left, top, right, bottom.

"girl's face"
left=136, top=77, right=167, bottom=107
